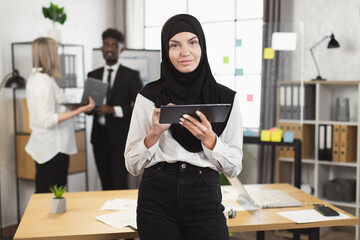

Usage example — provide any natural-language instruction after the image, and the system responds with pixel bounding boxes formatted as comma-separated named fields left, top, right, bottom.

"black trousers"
left=93, top=125, right=128, bottom=190
left=35, top=152, right=69, bottom=193
left=137, top=162, right=229, bottom=240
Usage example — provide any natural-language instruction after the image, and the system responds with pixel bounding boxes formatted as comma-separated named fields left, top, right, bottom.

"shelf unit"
left=11, top=42, right=88, bottom=221
left=276, top=80, right=360, bottom=239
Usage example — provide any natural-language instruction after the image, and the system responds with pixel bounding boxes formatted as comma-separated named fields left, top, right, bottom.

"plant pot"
left=51, top=197, right=66, bottom=213
left=47, top=22, right=62, bottom=43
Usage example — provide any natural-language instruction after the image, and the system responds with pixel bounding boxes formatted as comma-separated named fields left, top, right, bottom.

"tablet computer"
left=159, top=103, right=232, bottom=124
left=61, top=78, right=108, bottom=107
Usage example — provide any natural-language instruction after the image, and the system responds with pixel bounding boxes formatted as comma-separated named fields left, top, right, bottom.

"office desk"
left=14, top=184, right=358, bottom=240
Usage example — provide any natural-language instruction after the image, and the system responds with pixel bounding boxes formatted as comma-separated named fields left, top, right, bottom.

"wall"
left=0, top=0, right=118, bottom=228
left=281, top=0, right=360, bottom=81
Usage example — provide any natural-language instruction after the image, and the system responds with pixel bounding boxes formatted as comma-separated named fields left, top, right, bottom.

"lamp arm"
left=310, top=48, right=321, bottom=77
left=0, top=72, right=13, bottom=90
left=309, top=35, right=331, bottom=50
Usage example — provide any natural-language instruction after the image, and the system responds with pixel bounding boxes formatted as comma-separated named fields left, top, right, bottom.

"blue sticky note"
left=235, top=68, right=243, bottom=76
left=283, top=131, right=294, bottom=143
left=235, top=39, right=242, bottom=47
left=244, top=129, right=255, bottom=137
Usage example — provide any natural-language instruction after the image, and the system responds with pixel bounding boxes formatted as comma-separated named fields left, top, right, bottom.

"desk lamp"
left=309, top=33, right=340, bottom=81
left=0, top=69, right=26, bottom=89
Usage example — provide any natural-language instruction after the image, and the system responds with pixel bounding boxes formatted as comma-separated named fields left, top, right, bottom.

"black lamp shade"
left=5, top=69, right=26, bottom=89
left=327, top=34, right=340, bottom=48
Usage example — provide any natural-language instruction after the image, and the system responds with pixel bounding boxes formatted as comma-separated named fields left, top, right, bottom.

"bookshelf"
left=276, top=80, right=360, bottom=239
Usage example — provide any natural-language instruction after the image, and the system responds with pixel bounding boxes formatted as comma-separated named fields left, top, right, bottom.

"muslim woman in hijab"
left=125, top=14, right=243, bottom=240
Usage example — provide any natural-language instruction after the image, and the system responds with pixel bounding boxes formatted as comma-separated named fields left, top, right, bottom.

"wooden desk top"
left=14, top=184, right=359, bottom=240
left=14, top=190, right=139, bottom=240
left=227, top=184, right=359, bottom=232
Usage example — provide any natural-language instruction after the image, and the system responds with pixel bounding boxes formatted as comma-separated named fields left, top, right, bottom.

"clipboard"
left=159, top=104, right=232, bottom=124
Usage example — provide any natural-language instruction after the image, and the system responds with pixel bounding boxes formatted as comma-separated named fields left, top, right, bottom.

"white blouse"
left=25, top=68, right=77, bottom=164
left=125, top=93, right=243, bottom=178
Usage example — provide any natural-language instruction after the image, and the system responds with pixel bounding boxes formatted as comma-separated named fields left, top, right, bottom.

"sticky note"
left=261, top=130, right=271, bottom=141
left=271, top=131, right=282, bottom=142
left=264, top=48, right=274, bottom=59
left=235, top=39, right=242, bottom=47
left=269, top=127, right=283, bottom=135
left=247, top=94, right=253, bottom=102
left=223, top=56, right=229, bottom=64
left=244, top=129, right=255, bottom=137
left=235, top=68, right=243, bottom=76
left=283, top=131, right=294, bottom=143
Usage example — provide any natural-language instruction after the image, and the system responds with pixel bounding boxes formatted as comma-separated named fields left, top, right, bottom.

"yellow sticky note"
left=269, top=127, right=283, bottom=136
left=261, top=130, right=271, bottom=142
left=271, top=131, right=282, bottom=142
left=264, top=48, right=274, bottom=59
left=223, top=56, right=229, bottom=64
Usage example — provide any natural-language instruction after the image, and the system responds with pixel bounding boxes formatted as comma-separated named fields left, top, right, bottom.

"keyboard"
left=247, top=188, right=281, bottom=205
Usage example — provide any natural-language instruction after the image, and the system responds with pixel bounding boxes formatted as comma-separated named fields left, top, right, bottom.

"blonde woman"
left=25, top=37, right=95, bottom=193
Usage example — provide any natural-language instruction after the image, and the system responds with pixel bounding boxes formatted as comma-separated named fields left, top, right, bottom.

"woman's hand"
left=151, top=107, right=171, bottom=135
left=78, top=97, right=95, bottom=113
left=180, top=111, right=217, bottom=150
left=144, top=106, right=171, bottom=148
left=94, top=104, right=115, bottom=115
left=58, top=97, right=95, bottom=123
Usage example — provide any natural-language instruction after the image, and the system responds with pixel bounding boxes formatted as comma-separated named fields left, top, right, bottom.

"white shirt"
left=98, top=62, right=123, bottom=125
left=25, top=68, right=77, bottom=164
left=125, top=93, right=243, bottom=178
left=103, top=62, right=123, bottom=116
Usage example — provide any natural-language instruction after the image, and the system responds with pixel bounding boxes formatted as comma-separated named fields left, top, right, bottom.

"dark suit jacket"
left=88, top=65, right=143, bottom=146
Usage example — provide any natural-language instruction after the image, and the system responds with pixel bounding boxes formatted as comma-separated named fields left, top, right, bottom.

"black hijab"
left=140, top=14, right=235, bottom=152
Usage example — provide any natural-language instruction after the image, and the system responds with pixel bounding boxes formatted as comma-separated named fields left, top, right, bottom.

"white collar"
left=32, top=67, right=43, bottom=73
left=105, top=61, right=120, bottom=72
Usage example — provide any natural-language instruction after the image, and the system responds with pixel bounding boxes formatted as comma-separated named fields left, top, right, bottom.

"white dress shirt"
left=98, top=62, right=123, bottom=125
left=25, top=68, right=77, bottom=164
left=125, top=93, right=243, bottom=178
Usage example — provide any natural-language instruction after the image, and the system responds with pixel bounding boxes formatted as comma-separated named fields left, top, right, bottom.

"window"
left=144, top=0, right=263, bottom=129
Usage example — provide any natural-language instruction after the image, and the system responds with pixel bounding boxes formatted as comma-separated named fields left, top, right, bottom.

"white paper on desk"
left=100, top=199, right=137, bottom=211
left=96, top=209, right=137, bottom=229
left=277, top=209, right=351, bottom=224
left=221, top=185, right=259, bottom=211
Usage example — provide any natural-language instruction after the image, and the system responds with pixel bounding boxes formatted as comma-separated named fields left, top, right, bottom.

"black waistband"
left=149, top=162, right=216, bottom=175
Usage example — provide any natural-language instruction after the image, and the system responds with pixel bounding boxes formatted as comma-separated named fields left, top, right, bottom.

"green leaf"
left=59, top=14, right=66, bottom=25
left=50, top=184, right=67, bottom=199
left=42, top=7, right=49, bottom=19
left=49, top=8, right=55, bottom=20
left=42, top=2, right=67, bottom=24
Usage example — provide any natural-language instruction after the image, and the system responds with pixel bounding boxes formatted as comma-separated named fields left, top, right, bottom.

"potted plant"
left=42, top=2, right=67, bottom=42
left=50, top=185, right=67, bottom=213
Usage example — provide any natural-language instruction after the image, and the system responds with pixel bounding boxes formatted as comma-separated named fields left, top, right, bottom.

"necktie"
left=106, top=69, right=113, bottom=103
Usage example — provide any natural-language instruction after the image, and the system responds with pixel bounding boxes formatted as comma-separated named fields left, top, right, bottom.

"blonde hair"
left=32, top=37, right=61, bottom=79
